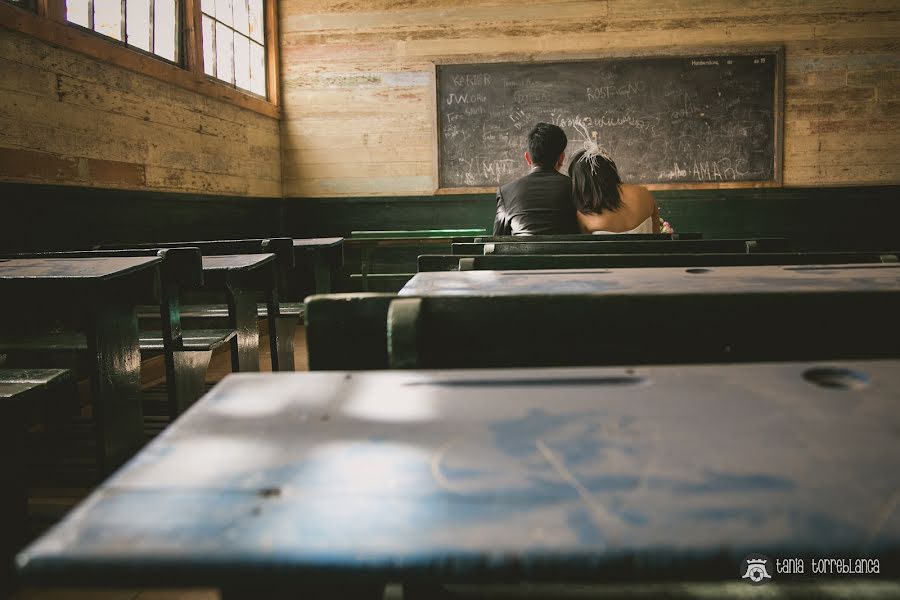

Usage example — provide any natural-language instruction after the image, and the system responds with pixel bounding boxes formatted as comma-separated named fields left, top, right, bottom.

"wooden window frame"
left=0, top=0, right=279, bottom=118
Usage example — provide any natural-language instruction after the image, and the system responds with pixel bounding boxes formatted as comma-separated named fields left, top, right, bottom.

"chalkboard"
left=436, top=49, right=782, bottom=189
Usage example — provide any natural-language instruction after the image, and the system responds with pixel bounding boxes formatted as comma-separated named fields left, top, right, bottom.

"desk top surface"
left=18, top=360, right=900, bottom=584
left=201, top=253, right=274, bottom=271
left=0, top=256, right=160, bottom=281
left=292, top=237, right=344, bottom=248
left=400, top=264, right=900, bottom=296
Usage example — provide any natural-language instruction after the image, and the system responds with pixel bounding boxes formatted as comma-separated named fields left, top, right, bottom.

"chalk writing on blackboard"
left=437, top=51, right=780, bottom=188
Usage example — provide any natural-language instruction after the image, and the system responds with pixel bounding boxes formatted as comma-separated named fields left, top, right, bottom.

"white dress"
left=591, top=216, right=654, bottom=235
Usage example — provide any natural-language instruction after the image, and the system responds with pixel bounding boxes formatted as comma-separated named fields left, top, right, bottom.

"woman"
left=567, top=144, right=661, bottom=234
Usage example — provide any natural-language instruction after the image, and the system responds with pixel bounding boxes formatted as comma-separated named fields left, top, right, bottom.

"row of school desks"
left=13, top=232, right=900, bottom=598
left=0, top=237, right=344, bottom=594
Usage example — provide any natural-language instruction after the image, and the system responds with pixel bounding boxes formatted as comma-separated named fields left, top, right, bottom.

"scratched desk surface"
left=17, top=360, right=900, bottom=585
left=201, top=254, right=274, bottom=271
left=400, top=263, right=900, bottom=296
left=293, top=237, right=344, bottom=248
left=0, top=256, right=160, bottom=280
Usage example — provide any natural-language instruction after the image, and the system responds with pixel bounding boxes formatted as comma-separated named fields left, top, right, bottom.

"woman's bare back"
left=576, top=184, right=659, bottom=234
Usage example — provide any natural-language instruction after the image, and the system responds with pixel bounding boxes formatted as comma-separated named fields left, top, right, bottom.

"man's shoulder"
left=503, top=169, right=569, bottom=192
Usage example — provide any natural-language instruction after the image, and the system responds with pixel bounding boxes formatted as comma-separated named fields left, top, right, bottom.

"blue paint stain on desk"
left=17, top=361, right=900, bottom=585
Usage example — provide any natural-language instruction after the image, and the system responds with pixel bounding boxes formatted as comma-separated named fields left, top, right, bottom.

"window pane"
left=215, top=0, right=231, bottom=26
left=215, top=22, right=234, bottom=84
left=250, top=40, right=265, bottom=96
left=200, top=0, right=213, bottom=16
left=202, top=15, right=216, bottom=76
left=94, top=0, right=123, bottom=40
left=153, top=0, right=176, bottom=61
left=232, top=0, right=248, bottom=36
left=234, top=33, right=250, bottom=91
left=248, top=0, right=263, bottom=43
left=67, top=0, right=90, bottom=27
left=125, top=0, right=150, bottom=51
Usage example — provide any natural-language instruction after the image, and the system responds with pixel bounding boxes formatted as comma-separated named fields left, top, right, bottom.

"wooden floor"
left=12, top=324, right=309, bottom=600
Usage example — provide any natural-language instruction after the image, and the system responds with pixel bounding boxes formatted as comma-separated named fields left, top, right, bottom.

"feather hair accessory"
left=572, top=121, right=615, bottom=175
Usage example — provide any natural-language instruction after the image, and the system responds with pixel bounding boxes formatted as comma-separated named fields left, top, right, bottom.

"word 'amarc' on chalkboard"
left=436, top=48, right=783, bottom=190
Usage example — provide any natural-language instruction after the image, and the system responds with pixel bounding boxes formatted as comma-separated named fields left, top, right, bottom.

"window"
left=0, top=0, right=277, bottom=114
left=200, top=0, right=265, bottom=96
left=65, top=0, right=178, bottom=61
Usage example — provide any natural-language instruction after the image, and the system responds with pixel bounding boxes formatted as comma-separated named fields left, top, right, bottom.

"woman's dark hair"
left=567, top=148, right=623, bottom=214
left=527, top=123, right=568, bottom=168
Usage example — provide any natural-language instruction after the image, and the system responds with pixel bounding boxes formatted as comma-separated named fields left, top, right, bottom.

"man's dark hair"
left=527, top=123, right=568, bottom=168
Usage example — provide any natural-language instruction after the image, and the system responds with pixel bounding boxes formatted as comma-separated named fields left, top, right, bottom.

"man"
left=493, top=122, right=579, bottom=236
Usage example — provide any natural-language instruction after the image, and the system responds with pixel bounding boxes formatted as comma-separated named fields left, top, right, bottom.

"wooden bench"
left=1, top=368, right=76, bottom=594
left=452, top=238, right=791, bottom=255
left=346, top=229, right=485, bottom=292
left=102, top=237, right=342, bottom=371
left=307, top=263, right=900, bottom=370
left=16, top=360, right=900, bottom=596
left=0, top=248, right=235, bottom=417
left=102, top=236, right=344, bottom=298
left=0, top=256, right=161, bottom=472
left=418, top=251, right=900, bottom=272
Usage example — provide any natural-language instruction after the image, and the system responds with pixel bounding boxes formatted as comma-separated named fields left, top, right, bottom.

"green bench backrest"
left=304, top=293, right=395, bottom=370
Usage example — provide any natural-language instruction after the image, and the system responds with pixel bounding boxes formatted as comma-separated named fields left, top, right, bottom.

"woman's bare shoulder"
left=620, top=184, right=657, bottom=208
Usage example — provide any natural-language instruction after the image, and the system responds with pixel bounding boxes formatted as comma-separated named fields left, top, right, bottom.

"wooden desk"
left=400, top=263, right=900, bottom=296
left=0, top=256, right=160, bottom=470
left=292, top=237, right=344, bottom=295
left=17, top=360, right=900, bottom=595
left=200, top=254, right=276, bottom=373
left=417, top=251, right=900, bottom=273
left=379, top=263, right=900, bottom=368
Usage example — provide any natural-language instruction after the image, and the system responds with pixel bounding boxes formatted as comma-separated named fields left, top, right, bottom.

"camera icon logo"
left=740, top=554, right=772, bottom=585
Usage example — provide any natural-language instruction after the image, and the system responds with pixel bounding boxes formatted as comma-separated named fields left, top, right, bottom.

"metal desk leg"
left=225, top=285, right=261, bottom=373
left=85, top=290, right=144, bottom=472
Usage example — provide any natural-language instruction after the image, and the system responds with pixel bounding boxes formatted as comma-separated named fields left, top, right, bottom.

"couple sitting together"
left=493, top=122, right=661, bottom=236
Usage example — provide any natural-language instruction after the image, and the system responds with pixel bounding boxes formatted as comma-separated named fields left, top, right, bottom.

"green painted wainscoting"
left=3, top=182, right=899, bottom=291
left=284, top=185, right=900, bottom=290
left=284, top=186, right=900, bottom=250
left=0, top=182, right=284, bottom=252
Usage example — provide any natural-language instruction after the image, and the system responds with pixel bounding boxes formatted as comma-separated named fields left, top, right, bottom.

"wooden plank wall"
left=0, top=29, right=282, bottom=196
left=280, top=0, right=900, bottom=197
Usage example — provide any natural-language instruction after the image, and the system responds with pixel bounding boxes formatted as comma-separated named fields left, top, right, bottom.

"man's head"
left=525, top=123, right=568, bottom=170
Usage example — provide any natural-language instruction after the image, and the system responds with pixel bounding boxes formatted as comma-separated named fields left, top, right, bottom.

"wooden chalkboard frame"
left=432, top=45, right=784, bottom=195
